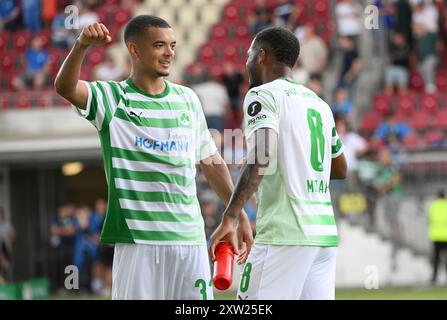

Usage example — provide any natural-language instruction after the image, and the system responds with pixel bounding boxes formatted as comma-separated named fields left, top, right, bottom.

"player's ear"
left=127, top=42, right=139, bottom=60
left=258, top=48, right=267, bottom=65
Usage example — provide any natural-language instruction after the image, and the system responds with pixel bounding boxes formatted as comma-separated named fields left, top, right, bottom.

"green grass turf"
left=49, top=287, right=447, bottom=300
left=214, top=287, right=447, bottom=300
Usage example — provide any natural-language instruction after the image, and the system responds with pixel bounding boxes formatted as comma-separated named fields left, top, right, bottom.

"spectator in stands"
left=356, top=149, right=380, bottom=226
left=248, top=0, right=273, bottom=36
left=52, top=11, right=78, bottom=49
left=89, top=198, right=112, bottom=296
left=412, top=0, right=439, bottom=34
left=373, top=147, right=402, bottom=247
left=335, top=0, right=363, bottom=44
left=373, top=111, right=412, bottom=150
left=413, top=22, right=438, bottom=93
left=332, top=88, right=353, bottom=119
left=272, top=0, right=299, bottom=31
left=0, top=0, right=20, bottom=31
left=42, top=0, right=57, bottom=26
left=291, top=60, right=309, bottom=85
left=93, top=53, right=126, bottom=81
left=337, top=36, right=361, bottom=98
left=22, top=0, right=42, bottom=32
left=385, top=31, right=411, bottom=95
left=202, top=199, right=219, bottom=242
left=307, top=74, right=325, bottom=100
left=298, top=24, right=328, bottom=78
left=335, top=117, right=368, bottom=174
left=183, top=63, right=209, bottom=86
left=394, top=0, right=413, bottom=48
left=73, top=205, right=96, bottom=293
left=427, top=190, right=447, bottom=286
left=192, top=75, right=230, bottom=132
left=13, top=36, right=51, bottom=90
left=222, top=62, right=244, bottom=128
left=50, top=203, right=77, bottom=291
left=0, top=207, right=16, bottom=284
left=74, top=0, right=99, bottom=38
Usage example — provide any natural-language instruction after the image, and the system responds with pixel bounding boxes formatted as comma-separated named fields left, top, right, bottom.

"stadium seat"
left=314, top=0, right=329, bottom=17
left=112, top=8, right=131, bottom=28
left=360, top=112, right=381, bottom=134
left=403, top=133, right=420, bottom=151
left=87, top=47, right=106, bottom=66
left=36, top=91, right=54, bottom=108
left=223, top=4, right=241, bottom=22
left=436, top=71, right=447, bottom=91
left=12, top=30, right=31, bottom=52
left=420, top=93, right=439, bottom=114
left=424, top=130, right=444, bottom=147
left=434, top=110, right=447, bottom=130
left=223, top=44, right=237, bottom=60
left=234, top=23, right=250, bottom=41
left=372, top=93, right=392, bottom=115
left=36, top=30, right=51, bottom=48
left=0, top=93, right=11, bottom=110
left=409, top=70, right=424, bottom=92
left=199, top=4, right=222, bottom=25
left=1, top=53, right=15, bottom=73
left=0, top=33, right=9, bottom=53
left=410, top=111, right=431, bottom=132
left=15, top=93, right=32, bottom=109
left=199, top=43, right=218, bottom=62
left=211, top=24, right=228, bottom=41
left=396, top=93, right=415, bottom=116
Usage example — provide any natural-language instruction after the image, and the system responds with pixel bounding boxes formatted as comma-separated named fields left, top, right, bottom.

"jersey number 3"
left=307, top=108, right=325, bottom=172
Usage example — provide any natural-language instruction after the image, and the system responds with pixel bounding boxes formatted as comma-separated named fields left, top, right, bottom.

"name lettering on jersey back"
left=284, top=88, right=322, bottom=101
left=135, top=136, right=189, bottom=153
left=306, top=179, right=329, bottom=194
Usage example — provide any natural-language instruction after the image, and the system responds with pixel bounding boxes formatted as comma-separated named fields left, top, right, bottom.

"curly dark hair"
left=124, top=15, right=171, bottom=44
left=253, top=26, right=300, bottom=68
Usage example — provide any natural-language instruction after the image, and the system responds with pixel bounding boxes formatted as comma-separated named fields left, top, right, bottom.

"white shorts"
left=112, top=243, right=213, bottom=300
left=236, top=244, right=337, bottom=300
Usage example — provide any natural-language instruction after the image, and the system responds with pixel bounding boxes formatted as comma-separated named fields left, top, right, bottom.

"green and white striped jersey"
left=75, top=78, right=217, bottom=245
left=243, top=78, right=344, bottom=247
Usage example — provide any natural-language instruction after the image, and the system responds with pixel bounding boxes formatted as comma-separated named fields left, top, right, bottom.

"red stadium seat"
left=87, top=47, right=105, bottom=66
left=36, top=30, right=51, bottom=48
left=410, top=111, right=431, bottom=131
left=372, top=93, right=392, bottom=116
left=0, top=93, right=11, bottom=110
left=234, top=23, right=250, bottom=40
left=396, top=93, right=415, bottom=115
left=403, top=133, right=420, bottom=151
left=211, top=24, right=228, bottom=41
left=314, top=0, right=329, bottom=17
left=223, top=44, right=237, bottom=60
left=420, top=93, right=439, bottom=114
left=436, top=71, right=447, bottom=91
left=113, top=8, right=131, bottom=28
left=0, top=33, right=9, bottom=53
left=1, top=53, right=15, bottom=73
left=425, top=130, right=444, bottom=147
left=434, top=110, right=447, bottom=130
left=199, top=44, right=217, bottom=62
left=13, top=31, right=31, bottom=52
left=15, top=93, right=32, bottom=109
left=223, top=4, right=240, bottom=22
left=409, top=70, right=424, bottom=92
left=36, top=91, right=54, bottom=108
left=360, top=112, right=381, bottom=133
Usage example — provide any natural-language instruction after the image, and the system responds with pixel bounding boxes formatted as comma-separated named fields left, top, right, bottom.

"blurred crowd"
left=50, top=199, right=113, bottom=295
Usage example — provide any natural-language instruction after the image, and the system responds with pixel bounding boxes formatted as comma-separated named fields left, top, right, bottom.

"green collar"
left=126, top=78, right=170, bottom=98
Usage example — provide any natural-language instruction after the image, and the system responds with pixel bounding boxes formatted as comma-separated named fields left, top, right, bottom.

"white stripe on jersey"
left=301, top=225, right=338, bottom=236
left=112, top=157, right=195, bottom=178
left=126, top=219, right=198, bottom=233
left=114, top=178, right=196, bottom=196
left=118, top=198, right=197, bottom=214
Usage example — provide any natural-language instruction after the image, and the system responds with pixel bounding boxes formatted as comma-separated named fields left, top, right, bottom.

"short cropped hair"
left=253, top=26, right=300, bottom=68
left=124, top=15, right=171, bottom=44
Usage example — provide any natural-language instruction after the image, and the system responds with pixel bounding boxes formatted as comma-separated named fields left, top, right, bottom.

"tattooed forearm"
left=223, top=160, right=265, bottom=220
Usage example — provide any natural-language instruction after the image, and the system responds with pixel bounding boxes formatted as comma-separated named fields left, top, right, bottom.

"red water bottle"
left=213, top=242, right=234, bottom=290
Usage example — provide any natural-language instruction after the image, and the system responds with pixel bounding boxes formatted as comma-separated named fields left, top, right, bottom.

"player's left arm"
left=208, top=127, right=278, bottom=261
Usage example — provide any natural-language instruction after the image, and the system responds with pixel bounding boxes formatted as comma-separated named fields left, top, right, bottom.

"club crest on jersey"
left=247, top=101, right=262, bottom=117
left=178, top=111, right=192, bottom=127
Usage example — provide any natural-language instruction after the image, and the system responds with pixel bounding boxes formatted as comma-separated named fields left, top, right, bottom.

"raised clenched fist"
left=78, top=23, right=112, bottom=47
